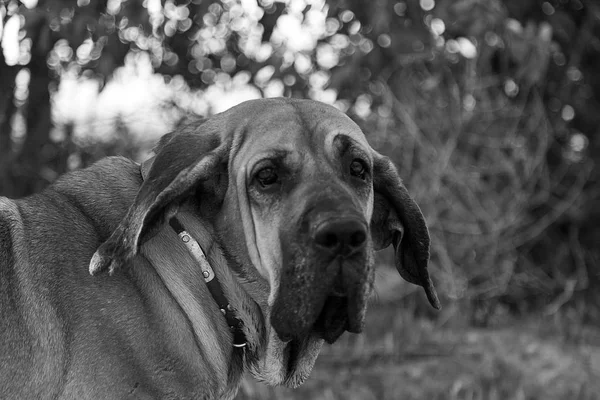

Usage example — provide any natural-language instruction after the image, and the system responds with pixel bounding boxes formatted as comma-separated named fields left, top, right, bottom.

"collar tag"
left=176, top=231, right=215, bottom=282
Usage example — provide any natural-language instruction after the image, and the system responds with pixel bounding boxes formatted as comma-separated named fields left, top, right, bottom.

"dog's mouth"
left=311, top=264, right=369, bottom=343
left=282, top=303, right=350, bottom=386
left=312, top=295, right=349, bottom=344
left=273, top=252, right=372, bottom=346
left=279, top=291, right=363, bottom=385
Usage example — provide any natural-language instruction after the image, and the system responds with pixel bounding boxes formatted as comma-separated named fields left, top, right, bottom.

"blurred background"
left=1, top=0, right=599, bottom=398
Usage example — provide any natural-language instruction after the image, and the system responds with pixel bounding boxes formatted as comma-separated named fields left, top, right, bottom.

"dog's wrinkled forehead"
left=226, top=98, right=371, bottom=173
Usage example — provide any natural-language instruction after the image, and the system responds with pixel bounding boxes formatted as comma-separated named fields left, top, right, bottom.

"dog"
left=0, top=98, right=439, bottom=399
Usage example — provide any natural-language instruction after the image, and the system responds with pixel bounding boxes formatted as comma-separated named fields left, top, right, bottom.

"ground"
left=237, top=270, right=600, bottom=400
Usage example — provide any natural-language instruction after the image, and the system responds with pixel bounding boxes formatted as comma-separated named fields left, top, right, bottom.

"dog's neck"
left=140, top=163, right=263, bottom=350
left=140, top=208, right=266, bottom=397
left=138, top=162, right=270, bottom=397
left=168, top=216, right=248, bottom=348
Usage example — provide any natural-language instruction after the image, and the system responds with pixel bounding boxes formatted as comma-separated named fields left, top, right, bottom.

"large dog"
left=0, top=98, right=439, bottom=399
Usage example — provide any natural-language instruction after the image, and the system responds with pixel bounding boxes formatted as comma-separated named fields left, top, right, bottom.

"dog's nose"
left=314, top=218, right=367, bottom=256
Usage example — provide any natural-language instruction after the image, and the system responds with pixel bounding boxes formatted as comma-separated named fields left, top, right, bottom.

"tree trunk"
left=14, top=51, right=54, bottom=197
left=0, top=51, right=20, bottom=197
left=1, top=10, right=57, bottom=198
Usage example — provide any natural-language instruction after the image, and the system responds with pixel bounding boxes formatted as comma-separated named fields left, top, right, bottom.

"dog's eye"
left=350, top=159, right=367, bottom=179
left=256, top=167, right=278, bottom=187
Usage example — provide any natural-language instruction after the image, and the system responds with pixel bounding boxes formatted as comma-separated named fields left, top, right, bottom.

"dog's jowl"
left=0, top=98, right=439, bottom=399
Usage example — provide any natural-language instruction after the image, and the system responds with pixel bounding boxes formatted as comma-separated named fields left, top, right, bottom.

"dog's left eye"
left=256, top=167, right=279, bottom=187
left=350, top=159, right=367, bottom=179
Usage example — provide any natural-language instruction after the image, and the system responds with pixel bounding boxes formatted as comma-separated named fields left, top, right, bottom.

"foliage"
left=0, top=0, right=599, bottom=320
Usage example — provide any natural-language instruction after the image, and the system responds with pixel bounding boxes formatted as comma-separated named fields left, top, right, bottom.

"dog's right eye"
left=350, top=159, right=367, bottom=180
left=256, top=167, right=278, bottom=187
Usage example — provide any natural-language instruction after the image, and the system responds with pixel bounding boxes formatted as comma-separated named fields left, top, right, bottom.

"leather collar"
left=140, top=160, right=247, bottom=348
left=168, top=217, right=247, bottom=347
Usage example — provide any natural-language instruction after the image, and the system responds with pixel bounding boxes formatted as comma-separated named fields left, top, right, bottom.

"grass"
left=236, top=267, right=600, bottom=400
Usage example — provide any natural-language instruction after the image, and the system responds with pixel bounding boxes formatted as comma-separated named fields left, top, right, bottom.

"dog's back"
left=1, top=156, right=239, bottom=399
left=0, top=157, right=149, bottom=398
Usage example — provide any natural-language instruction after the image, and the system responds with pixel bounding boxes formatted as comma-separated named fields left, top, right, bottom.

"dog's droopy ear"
left=89, top=120, right=229, bottom=275
left=370, top=153, right=440, bottom=309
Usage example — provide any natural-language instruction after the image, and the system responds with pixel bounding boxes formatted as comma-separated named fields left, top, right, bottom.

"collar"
left=140, top=160, right=247, bottom=348
left=169, top=217, right=247, bottom=348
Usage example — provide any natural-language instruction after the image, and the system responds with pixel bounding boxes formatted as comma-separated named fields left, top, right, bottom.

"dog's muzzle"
left=272, top=192, right=374, bottom=345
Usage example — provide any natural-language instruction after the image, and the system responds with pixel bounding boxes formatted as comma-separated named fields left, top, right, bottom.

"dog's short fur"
left=0, top=98, right=439, bottom=399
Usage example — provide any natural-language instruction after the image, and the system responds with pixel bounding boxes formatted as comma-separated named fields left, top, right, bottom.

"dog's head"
left=90, top=98, right=439, bottom=387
